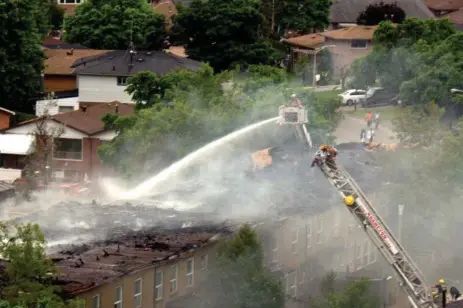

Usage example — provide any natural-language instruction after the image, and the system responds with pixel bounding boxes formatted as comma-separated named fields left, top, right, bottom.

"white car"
left=338, top=89, right=367, bottom=105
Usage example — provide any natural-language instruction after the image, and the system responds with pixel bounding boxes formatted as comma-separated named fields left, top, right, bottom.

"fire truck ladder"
left=317, top=162, right=437, bottom=308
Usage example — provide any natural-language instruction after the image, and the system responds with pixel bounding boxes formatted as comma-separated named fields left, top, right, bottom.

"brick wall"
left=0, top=110, right=11, bottom=130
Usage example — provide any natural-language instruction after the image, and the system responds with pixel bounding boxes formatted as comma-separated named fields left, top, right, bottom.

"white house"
left=71, top=49, right=203, bottom=104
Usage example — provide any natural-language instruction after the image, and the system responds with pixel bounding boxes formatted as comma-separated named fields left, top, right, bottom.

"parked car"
left=338, top=89, right=367, bottom=105
left=360, top=87, right=398, bottom=107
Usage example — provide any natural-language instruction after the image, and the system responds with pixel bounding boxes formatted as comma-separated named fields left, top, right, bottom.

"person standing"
left=366, top=111, right=373, bottom=128
left=374, top=112, right=380, bottom=129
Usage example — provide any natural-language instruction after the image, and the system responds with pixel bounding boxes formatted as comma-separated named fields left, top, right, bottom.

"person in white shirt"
left=374, top=112, right=380, bottom=129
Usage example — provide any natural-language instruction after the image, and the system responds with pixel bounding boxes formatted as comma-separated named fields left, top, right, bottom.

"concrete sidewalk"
left=334, top=114, right=397, bottom=144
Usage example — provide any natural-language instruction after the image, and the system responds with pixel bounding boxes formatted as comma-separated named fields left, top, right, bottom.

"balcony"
left=54, top=151, right=82, bottom=160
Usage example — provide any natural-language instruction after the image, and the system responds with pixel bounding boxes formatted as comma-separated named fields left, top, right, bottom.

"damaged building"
left=50, top=225, right=232, bottom=308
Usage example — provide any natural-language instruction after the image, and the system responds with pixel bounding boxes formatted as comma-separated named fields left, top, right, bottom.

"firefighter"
left=311, top=145, right=338, bottom=169
left=311, top=145, right=327, bottom=167
left=290, top=94, right=304, bottom=108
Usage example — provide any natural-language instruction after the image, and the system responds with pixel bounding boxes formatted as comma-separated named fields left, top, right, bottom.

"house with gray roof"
left=330, top=0, right=435, bottom=28
left=71, top=46, right=203, bottom=104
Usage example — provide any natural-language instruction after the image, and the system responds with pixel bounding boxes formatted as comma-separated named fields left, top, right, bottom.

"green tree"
left=211, top=224, right=285, bottom=308
left=0, top=0, right=48, bottom=111
left=47, top=0, right=65, bottom=30
left=312, top=275, right=378, bottom=308
left=356, top=1, right=406, bottom=26
left=276, top=0, right=332, bottom=35
left=98, top=65, right=341, bottom=179
left=171, top=0, right=279, bottom=71
left=63, top=0, right=167, bottom=50
left=0, top=223, right=83, bottom=307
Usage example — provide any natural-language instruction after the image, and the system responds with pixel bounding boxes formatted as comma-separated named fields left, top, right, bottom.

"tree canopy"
left=0, top=223, right=82, bottom=308
left=170, top=0, right=280, bottom=71
left=357, top=1, right=406, bottom=25
left=312, top=272, right=379, bottom=308
left=211, top=224, right=285, bottom=308
left=0, top=0, right=48, bottom=111
left=98, top=64, right=341, bottom=179
left=63, top=0, right=167, bottom=50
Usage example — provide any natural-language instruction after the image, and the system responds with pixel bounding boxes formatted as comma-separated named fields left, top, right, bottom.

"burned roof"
left=330, top=0, right=435, bottom=23
left=71, top=49, right=203, bottom=77
left=51, top=224, right=229, bottom=294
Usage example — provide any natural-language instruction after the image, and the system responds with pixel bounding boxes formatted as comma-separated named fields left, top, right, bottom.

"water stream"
left=106, top=117, right=279, bottom=200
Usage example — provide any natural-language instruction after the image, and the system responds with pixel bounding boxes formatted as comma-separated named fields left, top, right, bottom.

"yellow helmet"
left=439, top=279, right=445, bottom=284
left=319, top=144, right=327, bottom=151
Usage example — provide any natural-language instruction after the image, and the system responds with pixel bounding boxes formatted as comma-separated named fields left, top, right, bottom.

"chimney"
left=81, top=105, right=87, bottom=112
left=115, top=104, right=119, bottom=114
left=66, top=48, right=74, bottom=56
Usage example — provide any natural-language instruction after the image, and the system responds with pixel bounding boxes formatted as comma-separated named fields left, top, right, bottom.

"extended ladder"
left=316, top=162, right=437, bottom=308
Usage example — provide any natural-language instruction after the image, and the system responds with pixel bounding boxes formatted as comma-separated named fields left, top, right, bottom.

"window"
left=200, top=254, right=208, bottom=270
left=115, top=286, right=122, bottom=308
left=59, top=0, right=84, bottom=3
left=333, top=210, right=340, bottom=238
left=117, top=76, right=128, bottom=86
left=288, top=271, right=297, bottom=298
left=355, top=243, right=362, bottom=269
left=58, top=106, right=74, bottom=113
left=307, top=220, right=312, bottom=249
left=186, top=258, right=194, bottom=287
left=316, top=215, right=324, bottom=244
left=155, top=270, right=163, bottom=301
left=363, top=240, right=369, bottom=266
left=272, top=237, right=278, bottom=262
left=291, top=228, right=298, bottom=254
left=368, top=240, right=377, bottom=264
left=170, top=264, right=178, bottom=294
left=134, top=278, right=142, bottom=308
left=351, top=39, right=367, bottom=48
left=53, top=138, right=83, bottom=160
left=298, top=265, right=305, bottom=295
left=91, top=295, right=100, bottom=308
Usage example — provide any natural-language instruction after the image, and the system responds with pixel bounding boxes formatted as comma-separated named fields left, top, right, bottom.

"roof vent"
left=146, top=51, right=152, bottom=56
left=137, top=57, right=144, bottom=62
left=112, top=65, right=116, bottom=71
left=109, top=56, right=114, bottom=59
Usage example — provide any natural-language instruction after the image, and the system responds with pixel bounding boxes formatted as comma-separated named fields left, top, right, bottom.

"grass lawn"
left=313, top=89, right=343, bottom=100
left=343, top=105, right=400, bottom=121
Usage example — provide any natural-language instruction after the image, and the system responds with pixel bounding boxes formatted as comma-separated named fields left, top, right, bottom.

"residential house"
left=0, top=134, right=35, bottom=183
left=72, top=49, right=202, bottom=104
left=57, top=0, right=85, bottom=15
left=5, top=102, right=134, bottom=181
left=425, top=0, right=463, bottom=16
left=43, top=37, right=88, bottom=50
left=282, top=25, right=378, bottom=78
left=0, top=107, right=15, bottom=131
left=50, top=224, right=230, bottom=308
left=330, top=0, right=434, bottom=29
left=43, top=48, right=110, bottom=93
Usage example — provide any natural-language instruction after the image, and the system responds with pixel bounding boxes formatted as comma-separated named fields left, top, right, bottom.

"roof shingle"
left=51, top=102, right=134, bottom=135
left=441, top=9, right=463, bottom=24
left=426, top=0, right=463, bottom=10
left=45, top=49, right=111, bottom=75
left=71, top=49, right=202, bottom=77
left=281, top=34, right=326, bottom=49
left=321, top=25, right=378, bottom=40
left=330, top=0, right=435, bottom=23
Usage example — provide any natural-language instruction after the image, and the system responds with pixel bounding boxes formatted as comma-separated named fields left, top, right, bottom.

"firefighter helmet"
left=319, top=144, right=328, bottom=151
left=439, top=279, right=445, bottom=284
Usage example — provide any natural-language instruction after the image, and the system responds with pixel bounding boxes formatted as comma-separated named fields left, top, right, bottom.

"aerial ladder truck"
left=277, top=103, right=438, bottom=308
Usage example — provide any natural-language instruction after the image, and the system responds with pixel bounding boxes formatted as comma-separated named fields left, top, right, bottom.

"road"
left=334, top=114, right=397, bottom=144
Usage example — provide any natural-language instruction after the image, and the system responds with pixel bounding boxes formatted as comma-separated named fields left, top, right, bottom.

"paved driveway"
left=334, top=114, right=397, bottom=144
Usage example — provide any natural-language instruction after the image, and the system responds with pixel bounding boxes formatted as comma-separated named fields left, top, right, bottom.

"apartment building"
left=53, top=225, right=230, bottom=308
